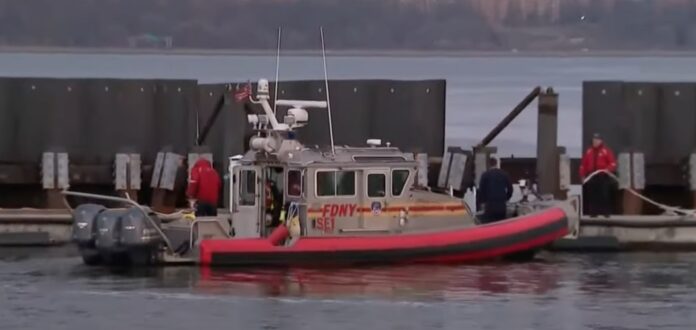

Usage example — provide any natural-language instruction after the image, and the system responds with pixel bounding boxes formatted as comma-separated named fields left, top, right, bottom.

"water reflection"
left=168, top=261, right=563, bottom=301
left=4, top=250, right=696, bottom=329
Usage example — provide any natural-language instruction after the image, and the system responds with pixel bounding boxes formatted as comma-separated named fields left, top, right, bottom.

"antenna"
left=273, top=27, right=282, bottom=115
left=195, top=105, right=200, bottom=143
left=320, top=26, right=336, bottom=155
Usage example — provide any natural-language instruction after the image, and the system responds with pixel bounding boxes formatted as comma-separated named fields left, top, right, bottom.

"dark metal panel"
left=623, top=82, right=659, bottom=161
left=658, top=83, right=696, bottom=164
left=1, top=78, right=444, bottom=186
left=11, top=78, right=83, bottom=163
left=323, top=80, right=373, bottom=148
left=198, top=85, right=225, bottom=151
left=582, top=81, right=625, bottom=153
left=81, top=79, right=196, bottom=164
left=0, top=78, right=17, bottom=162
left=645, top=163, right=685, bottom=186
left=80, top=79, right=124, bottom=164
left=152, top=80, right=198, bottom=157
left=371, top=80, right=446, bottom=155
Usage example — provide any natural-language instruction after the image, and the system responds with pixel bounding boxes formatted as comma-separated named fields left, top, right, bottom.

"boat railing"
left=189, top=218, right=231, bottom=251
left=60, top=189, right=176, bottom=254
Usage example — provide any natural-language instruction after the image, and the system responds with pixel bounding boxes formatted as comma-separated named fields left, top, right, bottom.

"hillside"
left=1, top=0, right=696, bottom=51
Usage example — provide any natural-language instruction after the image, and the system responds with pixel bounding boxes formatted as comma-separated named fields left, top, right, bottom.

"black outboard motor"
left=71, top=204, right=106, bottom=265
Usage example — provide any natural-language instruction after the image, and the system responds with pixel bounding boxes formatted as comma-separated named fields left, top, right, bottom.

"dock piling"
left=536, top=88, right=560, bottom=198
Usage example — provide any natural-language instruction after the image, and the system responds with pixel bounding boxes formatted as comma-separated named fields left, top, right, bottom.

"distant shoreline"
left=2, top=46, right=696, bottom=58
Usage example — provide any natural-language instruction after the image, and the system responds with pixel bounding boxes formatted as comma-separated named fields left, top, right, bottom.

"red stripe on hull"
left=199, top=207, right=568, bottom=266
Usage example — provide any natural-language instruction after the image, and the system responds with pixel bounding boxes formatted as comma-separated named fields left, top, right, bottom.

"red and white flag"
left=233, top=82, right=252, bottom=103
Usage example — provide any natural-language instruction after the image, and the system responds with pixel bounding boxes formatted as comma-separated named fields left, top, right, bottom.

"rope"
left=583, top=170, right=696, bottom=217
left=124, top=191, right=189, bottom=220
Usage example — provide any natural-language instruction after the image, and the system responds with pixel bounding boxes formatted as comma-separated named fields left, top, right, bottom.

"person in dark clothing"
left=579, top=133, right=617, bottom=217
left=266, top=180, right=283, bottom=227
left=265, top=167, right=285, bottom=227
left=477, top=158, right=513, bottom=224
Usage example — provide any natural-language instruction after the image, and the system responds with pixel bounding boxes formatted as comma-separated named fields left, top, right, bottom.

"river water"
left=2, top=53, right=696, bottom=329
left=2, top=247, right=696, bottom=330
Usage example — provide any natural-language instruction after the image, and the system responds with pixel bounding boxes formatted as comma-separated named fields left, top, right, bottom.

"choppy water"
left=2, top=247, right=696, bottom=330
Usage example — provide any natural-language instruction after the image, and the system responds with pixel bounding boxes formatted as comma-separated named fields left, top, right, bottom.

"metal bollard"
left=559, top=152, right=571, bottom=193
left=437, top=147, right=474, bottom=195
left=447, top=149, right=468, bottom=192
left=150, top=150, right=185, bottom=212
left=618, top=152, right=645, bottom=215
left=415, top=153, right=429, bottom=188
left=689, top=154, right=696, bottom=191
left=114, top=153, right=142, bottom=200
left=41, top=151, right=69, bottom=208
left=150, top=152, right=185, bottom=191
left=617, top=152, right=632, bottom=190
left=437, top=150, right=452, bottom=189
left=688, top=153, right=696, bottom=210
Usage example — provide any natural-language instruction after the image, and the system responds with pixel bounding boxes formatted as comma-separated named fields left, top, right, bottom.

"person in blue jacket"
left=477, top=158, right=513, bottom=224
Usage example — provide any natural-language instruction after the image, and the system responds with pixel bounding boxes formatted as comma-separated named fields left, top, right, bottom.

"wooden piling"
left=536, top=87, right=560, bottom=198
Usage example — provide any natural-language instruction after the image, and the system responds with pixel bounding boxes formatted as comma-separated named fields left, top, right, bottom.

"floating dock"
left=0, top=209, right=71, bottom=245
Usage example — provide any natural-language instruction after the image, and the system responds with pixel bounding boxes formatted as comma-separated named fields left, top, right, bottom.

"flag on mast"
left=233, top=81, right=252, bottom=103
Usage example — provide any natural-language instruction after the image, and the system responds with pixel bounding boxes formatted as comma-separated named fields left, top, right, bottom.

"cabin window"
left=367, top=173, right=386, bottom=198
left=392, top=169, right=410, bottom=196
left=239, top=170, right=256, bottom=206
left=287, top=170, right=302, bottom=197
left=316, top=170, right=356, bottom=197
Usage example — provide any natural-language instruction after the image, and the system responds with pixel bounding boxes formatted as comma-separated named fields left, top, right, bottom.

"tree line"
left=0, top=0, right=695, bottom=50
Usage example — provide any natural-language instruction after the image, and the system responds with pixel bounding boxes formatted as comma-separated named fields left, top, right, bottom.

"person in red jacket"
left=579, top=133, right=617, bottom=217
left=186, top=158, right=221, bottom=217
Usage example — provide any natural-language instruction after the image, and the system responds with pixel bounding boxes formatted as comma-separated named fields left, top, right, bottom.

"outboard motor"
left=95, top=209, right=126, bottom=255
left=119, top=207, right=162, bottom=248
left=72, top=204, right=106, bottom=246
left=72, top=204, right=107, bottom=266
left=118, top=207, right=163, bottom=265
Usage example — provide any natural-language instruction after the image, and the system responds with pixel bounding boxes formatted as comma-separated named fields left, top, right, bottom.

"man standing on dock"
left=477, top=158, right=513, bottom=224
left=579, top=133, right=617, bottom=217
left=186, top=158, right=221, bottom=217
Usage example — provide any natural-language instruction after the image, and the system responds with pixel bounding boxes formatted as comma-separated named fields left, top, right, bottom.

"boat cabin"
left=227, top=79, right=471, bottom=239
